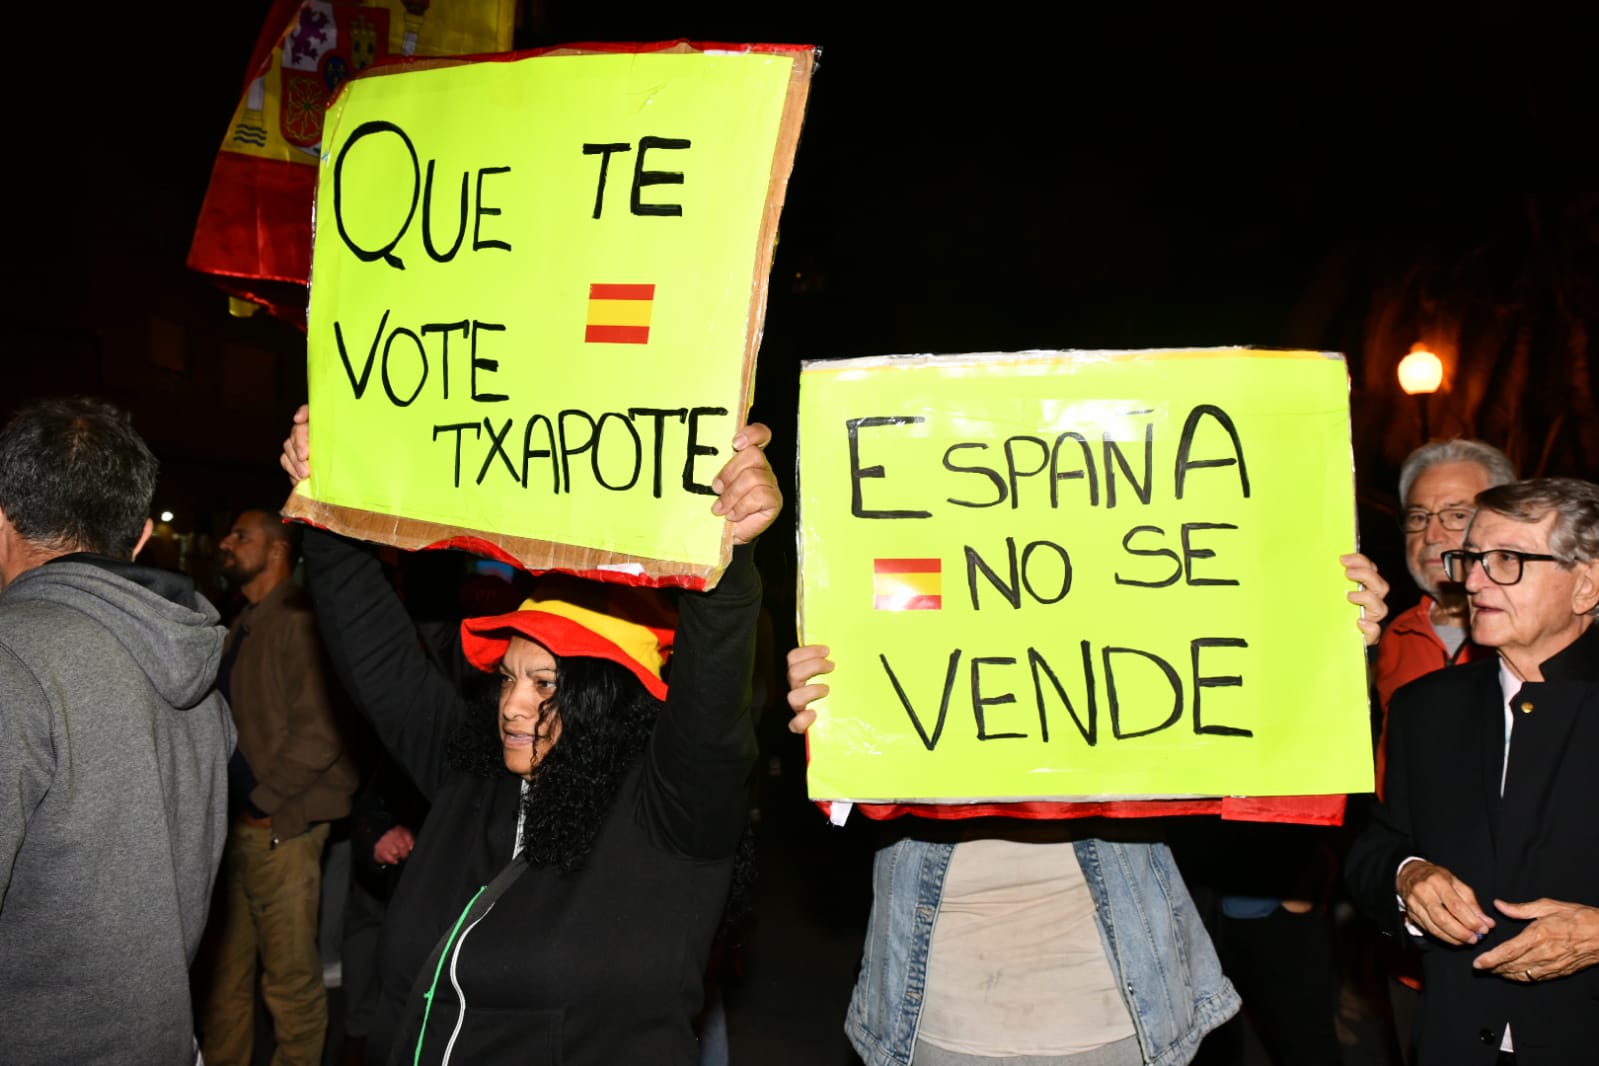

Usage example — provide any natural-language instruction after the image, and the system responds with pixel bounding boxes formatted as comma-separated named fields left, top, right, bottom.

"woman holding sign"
left=280, top=407, right=779, bottom=1066
left=785, top=554, right=1388, bottom=1066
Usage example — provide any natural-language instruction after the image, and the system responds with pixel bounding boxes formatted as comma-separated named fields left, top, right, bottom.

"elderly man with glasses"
left=1367, top=441, right=1515, bottom=1062
left=1375, top=440, right=1516, bottom=791
left=1347, top=477, right=1599, bottom=1066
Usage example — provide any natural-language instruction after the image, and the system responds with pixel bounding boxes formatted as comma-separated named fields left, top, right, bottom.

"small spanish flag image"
left=872, top=558, right=942, bottom=611
left=585, top=283, right=655, bottom=344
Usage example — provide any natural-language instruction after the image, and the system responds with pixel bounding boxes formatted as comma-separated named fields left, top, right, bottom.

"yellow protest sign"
left=284, top=42, right=815, bottom=588
left=797, top=349, right=1374, bottom=803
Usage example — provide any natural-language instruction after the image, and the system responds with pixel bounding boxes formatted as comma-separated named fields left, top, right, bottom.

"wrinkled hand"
left=1342, top=552, right=1389, bottom=646
left=710, top=423, right=782, bottom=545
left=280, top=404, right=311, bottom=485
left=1474, top=898, right=1599, bottom=983
left=373, top=825, right=416, bottom=866
left=1398, top=860, right=1494, bottom=946
left=785, top=644, right=833, bottom=734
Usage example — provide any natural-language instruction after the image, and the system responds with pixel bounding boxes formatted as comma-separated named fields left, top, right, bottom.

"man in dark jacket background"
left=197, top=508, right=358, bottom=1066
left=0, top=396, right=236, bottom=1065
left=1347, top=477, right=1599, bottom=1064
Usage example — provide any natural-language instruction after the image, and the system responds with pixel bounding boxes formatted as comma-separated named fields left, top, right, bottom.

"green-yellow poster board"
left=284, top=42, right=815, bottom=588
left=797, top=349, right=1375, bottom=802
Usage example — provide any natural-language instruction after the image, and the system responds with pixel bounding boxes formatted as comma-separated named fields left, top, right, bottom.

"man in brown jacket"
left=198, top=509, right=358, bottom=1066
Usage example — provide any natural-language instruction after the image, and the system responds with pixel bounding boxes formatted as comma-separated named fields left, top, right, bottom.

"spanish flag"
left=873, top=558, right=942, bottom=611
left=188, top=0, right=517, bottom=325
left=585, top=283, right=656, bottom=344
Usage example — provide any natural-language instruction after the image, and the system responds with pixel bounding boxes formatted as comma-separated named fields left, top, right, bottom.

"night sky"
left=20, top=4, right=1594, bottom=368
left=7, top=0, right=1596, bottom=596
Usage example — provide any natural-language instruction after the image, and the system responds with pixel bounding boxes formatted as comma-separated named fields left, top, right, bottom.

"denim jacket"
left=845, top=835, right=1239, bottom=1066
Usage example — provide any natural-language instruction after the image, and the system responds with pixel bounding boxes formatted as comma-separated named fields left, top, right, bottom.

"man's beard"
left=220, top=557, right=260, bottom=586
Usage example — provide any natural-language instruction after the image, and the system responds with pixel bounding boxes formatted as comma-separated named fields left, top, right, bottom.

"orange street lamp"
left=1398, top=346, right=1443, bottom=440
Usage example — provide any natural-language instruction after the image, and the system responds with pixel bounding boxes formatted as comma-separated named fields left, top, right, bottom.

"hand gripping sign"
left=797, top=349, right=1374, bottom=824
left=283, top=41, right=815, bottom=589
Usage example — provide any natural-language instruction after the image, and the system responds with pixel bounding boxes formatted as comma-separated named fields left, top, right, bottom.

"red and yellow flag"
left=585, top=284, right=656, bottom=344
left=872, top=558, right=942, bottom=611
left=188, top=0, right=515, bottom=325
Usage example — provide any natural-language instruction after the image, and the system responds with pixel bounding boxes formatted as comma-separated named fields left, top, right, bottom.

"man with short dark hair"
left=198, top=508, right=357, bottom=1066
left=1347, top=477, right=1599, bottom=1064
left=0, top=397, right=235, bottom=1065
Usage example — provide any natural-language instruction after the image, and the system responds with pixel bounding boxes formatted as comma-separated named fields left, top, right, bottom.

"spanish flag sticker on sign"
left=872, top=558, right=942, bottom=610
left=585, top=283, right=655, bottom=344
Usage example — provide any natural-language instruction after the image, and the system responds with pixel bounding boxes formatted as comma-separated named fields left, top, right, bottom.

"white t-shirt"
left=917, top=837, right=1137, bottom=1057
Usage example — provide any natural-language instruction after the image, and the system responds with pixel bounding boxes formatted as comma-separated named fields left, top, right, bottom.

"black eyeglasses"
left=1400, top=507, right=1474, bottom=533
left=1441, top=548, right=1562, bottom=586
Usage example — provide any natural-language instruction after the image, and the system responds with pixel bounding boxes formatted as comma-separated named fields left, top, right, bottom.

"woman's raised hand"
left=280, top=404, right=311, bottom=485
left=711, top=422, right=782, bottom=546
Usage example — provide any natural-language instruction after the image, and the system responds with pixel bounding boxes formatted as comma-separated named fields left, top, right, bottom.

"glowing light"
left=159, top=511, right=175, bottom=523
left=1397, top=348, right=1443, bottom=395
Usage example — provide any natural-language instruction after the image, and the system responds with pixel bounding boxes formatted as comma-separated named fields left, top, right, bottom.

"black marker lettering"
left=583, top=142, right=631, bottom=219
left=333, top=121, right=418, bottom=270
left=848, top=417, right=932, bottom=519
left=472, top=166, right=512, bottom=252
left=631, top=136, right=691, bottom=216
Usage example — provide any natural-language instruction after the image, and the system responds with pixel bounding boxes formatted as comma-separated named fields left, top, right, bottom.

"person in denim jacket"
left=785, top=555, right=1388, bottom=1066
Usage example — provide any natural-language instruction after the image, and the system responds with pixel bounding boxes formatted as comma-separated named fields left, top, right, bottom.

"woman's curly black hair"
left=446, top=654, right=660, bottom=872
left=444, top=649, right=758, bottom=930
left=517, top=655, right=660, bottom=872
left=444, top=673, right=511, bottom=778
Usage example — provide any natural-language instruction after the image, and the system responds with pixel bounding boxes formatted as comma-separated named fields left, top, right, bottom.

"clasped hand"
left=1398, top=860, right=1599, bottom=982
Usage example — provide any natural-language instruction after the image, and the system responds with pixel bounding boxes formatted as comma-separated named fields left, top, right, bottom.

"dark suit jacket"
left=1345, top=623, right=1599, bottom=1066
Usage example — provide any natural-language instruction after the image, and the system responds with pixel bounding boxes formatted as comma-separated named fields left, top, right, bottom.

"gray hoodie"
left=0, top=556, right=236, bottom=1065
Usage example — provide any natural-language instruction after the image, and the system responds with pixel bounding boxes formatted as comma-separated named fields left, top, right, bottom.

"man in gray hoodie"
left=0, top=397, right=236, bottom=1065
